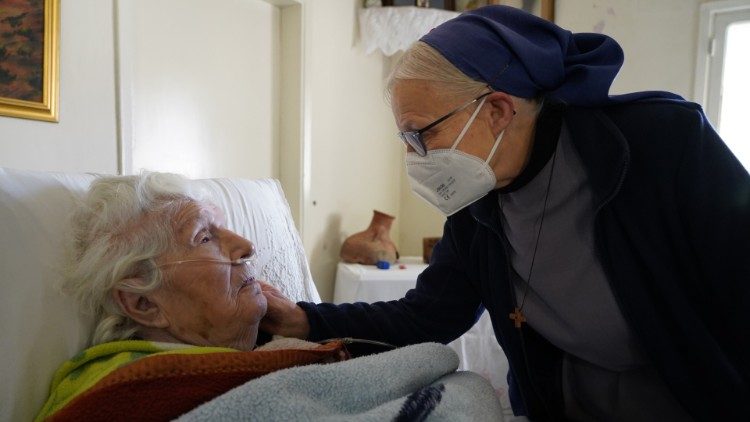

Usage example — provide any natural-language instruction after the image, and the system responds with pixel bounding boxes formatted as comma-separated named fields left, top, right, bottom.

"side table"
left=333, top=257, right=511, bottom=403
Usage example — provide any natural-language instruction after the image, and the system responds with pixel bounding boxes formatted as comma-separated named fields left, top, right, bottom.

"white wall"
left=0, top=0, right=283, bottom=180
left=0, top=0, right=117, bottom=174
left=557, top=0, right=703, bottom=99
left=398, top=158, right=445, bottom=258
left=302, top=0, right=402, bottom=301
left=121, top=0, right=280, bottom=180
left=397, top=0, right=708, bottom=257
left=279, top=4, right=304, bottom=228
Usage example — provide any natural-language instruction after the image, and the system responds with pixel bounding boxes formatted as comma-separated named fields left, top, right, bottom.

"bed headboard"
left=0, top=167, right=319, bottom=421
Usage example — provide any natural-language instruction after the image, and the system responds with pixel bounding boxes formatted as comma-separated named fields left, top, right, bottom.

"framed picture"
left=456, top=0, right=554, bottom=21
left=377, top=1, right=554, bottom=21
left=379, top=1, right=457, bottom=10
left=0, top=0, right=59, bottom=122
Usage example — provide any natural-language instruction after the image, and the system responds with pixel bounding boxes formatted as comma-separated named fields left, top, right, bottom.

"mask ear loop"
left=485, top=84, right=520, bottom=165
left=484, top=130, right=505, bottom=165
left=450, top=96, right=488, bottom=150
left=448, top=94, right=505, bottom=165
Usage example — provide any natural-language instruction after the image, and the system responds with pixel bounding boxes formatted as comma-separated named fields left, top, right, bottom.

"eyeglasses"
left=397, top=91, right=492, bottom=156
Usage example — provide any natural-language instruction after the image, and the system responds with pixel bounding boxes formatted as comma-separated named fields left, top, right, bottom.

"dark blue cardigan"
left=300, top=100, right=750, bottom=420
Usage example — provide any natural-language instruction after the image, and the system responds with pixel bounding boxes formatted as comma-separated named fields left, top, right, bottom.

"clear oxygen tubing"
left=155, top=256, right=257, bottom=269
left=316, top=337, right=397, bottom=350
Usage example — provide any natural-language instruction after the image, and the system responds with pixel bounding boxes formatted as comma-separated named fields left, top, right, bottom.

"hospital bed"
left=0, top=167, right=520, bottom=421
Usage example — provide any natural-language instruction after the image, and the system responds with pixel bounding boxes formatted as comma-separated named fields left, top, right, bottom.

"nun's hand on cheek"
left=258, top=281, right=311, bottom=340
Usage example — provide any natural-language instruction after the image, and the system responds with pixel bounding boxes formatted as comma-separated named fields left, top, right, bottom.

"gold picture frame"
left=379, top=1, right=554, bottom=22
left=456, top=0, right=555, bottom=22
left=0, top=0, right=59, bottom=122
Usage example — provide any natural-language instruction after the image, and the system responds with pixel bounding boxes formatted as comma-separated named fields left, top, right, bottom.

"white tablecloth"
left=333, top=258, right=520, bottom=418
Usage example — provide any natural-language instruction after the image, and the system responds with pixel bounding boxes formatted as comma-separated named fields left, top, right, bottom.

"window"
left=694, top=1, right=750, bottom=170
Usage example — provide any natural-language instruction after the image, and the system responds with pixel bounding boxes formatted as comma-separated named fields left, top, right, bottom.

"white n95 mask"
left=406, top=96, right=504, bottom=216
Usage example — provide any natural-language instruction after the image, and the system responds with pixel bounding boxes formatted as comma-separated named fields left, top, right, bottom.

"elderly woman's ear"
left=113, top=279, right=169, bottom=329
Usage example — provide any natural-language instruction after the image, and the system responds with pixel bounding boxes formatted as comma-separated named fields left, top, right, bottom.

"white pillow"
left=0, top=167, right=319, bottom=422
left=194, top=177, right=320, bottom=303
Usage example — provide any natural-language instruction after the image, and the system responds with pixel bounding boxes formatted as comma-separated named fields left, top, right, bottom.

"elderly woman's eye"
left=196, top=230, right=212, bottom=244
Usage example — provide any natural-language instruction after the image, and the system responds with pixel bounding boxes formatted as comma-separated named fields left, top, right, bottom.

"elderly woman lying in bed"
left=35, top=173, right=346, bottom=421
left=36, top=172, right=503, bottom=422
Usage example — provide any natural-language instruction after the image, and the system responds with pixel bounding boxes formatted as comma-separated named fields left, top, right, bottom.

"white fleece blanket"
left=176, top=342, right=504, bottom=421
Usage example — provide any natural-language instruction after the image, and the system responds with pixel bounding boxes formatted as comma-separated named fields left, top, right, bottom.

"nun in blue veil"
left=261, top=6, right=750, bottom=421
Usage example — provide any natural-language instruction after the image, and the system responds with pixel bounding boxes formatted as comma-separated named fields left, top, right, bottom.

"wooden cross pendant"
left=509, top=307, right=526, bottom=328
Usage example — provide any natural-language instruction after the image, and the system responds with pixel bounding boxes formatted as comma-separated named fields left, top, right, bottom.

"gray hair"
left=63, top=172, right=205, bottom=345
left=385, top=41, right=489, bottom=103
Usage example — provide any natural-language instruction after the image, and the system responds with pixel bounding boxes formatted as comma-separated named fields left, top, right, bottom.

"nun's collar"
left=496, top=97, right=566, bottom=194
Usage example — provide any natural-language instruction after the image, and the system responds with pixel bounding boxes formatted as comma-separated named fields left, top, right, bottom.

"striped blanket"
left=36, top=339, right=347, bottom=421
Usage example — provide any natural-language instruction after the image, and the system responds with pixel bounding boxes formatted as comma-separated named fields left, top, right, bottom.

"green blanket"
left=35, top=340, right=235, bottom=421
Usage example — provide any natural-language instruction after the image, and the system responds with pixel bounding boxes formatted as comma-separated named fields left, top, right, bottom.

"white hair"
left=385, top=41, right=489, bottom=103
left=63, top=172, right=207, bottom=345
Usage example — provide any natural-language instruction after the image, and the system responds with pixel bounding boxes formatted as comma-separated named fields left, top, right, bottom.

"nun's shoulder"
left=599, top=99, right=715, bottom=158
left=566, top=99, right=713, bottom=159
left=602, top=98, right=708, bottom=127
left=565, top=99, right=710, bottom=142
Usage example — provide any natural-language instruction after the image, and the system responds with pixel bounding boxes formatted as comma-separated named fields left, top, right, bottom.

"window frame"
left=693, top=0, right=750, bottom=127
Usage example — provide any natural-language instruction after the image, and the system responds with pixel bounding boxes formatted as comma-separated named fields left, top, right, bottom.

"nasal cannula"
left=155, top=256, right=257, bottom=269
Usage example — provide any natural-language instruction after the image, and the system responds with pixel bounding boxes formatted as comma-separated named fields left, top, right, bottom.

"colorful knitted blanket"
left=35, top=339, right=347, bottom=421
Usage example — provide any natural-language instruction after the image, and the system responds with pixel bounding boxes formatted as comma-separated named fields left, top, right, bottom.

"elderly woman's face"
left=149, top=200, right=266, bottom=350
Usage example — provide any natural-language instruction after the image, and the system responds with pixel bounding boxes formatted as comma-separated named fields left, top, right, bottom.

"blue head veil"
left=420, top=5, right=682, bottom=106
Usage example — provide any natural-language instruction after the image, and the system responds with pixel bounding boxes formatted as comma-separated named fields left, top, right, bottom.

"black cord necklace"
left=505, top=144, right=558, bottom=329
left=498, top=97, right=565, bottom=329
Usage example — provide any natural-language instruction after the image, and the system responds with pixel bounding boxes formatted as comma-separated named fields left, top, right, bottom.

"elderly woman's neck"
left=135, top=326, right=185, bottom=345
left=135, top=326, right=257, bottom=351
